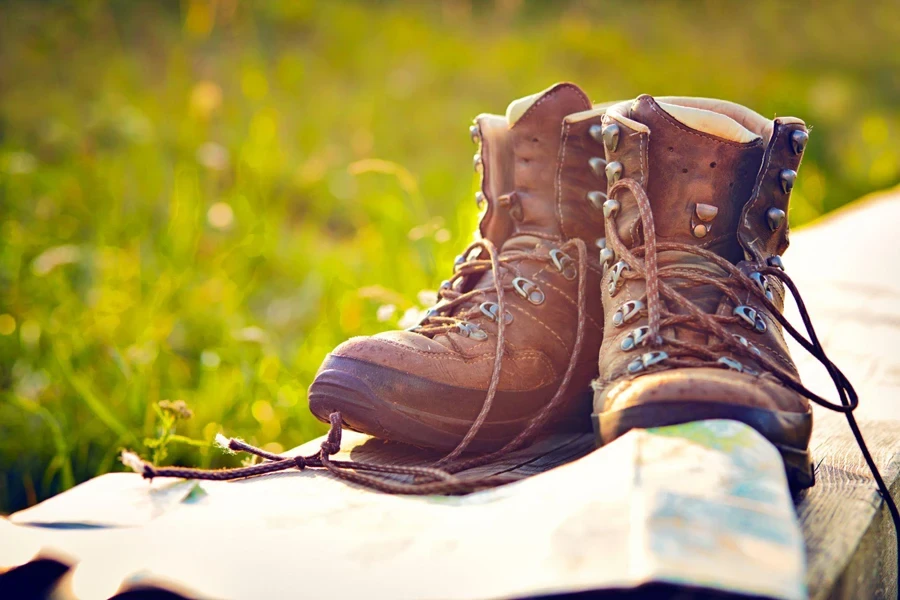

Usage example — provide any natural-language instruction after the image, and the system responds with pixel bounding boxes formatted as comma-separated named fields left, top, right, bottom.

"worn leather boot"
left=310, top=83, right=613, bottom=454
left=591, top=95, right=818, bottom=488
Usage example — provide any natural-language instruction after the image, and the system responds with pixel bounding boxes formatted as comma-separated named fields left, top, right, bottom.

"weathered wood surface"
left=783, top=188, right=900, bottom=599
left=3, top=187, right=900, bottom=600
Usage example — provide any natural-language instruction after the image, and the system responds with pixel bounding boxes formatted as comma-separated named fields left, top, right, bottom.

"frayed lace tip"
left=214, top=433, right=232, bottom=451
left=120, top=451, right=146, bottom=474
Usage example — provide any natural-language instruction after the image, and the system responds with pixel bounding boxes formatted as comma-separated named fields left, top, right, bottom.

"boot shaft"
left=473, top=83, right=611, bottom=252
left=600, top=95, right=807, bottom=264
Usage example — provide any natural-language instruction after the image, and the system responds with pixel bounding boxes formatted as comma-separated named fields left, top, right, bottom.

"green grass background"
left=1, top=0, right=898, bottom=513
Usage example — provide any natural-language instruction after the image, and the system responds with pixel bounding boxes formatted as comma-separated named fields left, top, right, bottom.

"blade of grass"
left=52, top=344, right=139, bottom=446
left=10, top=395, right=75, bottom=491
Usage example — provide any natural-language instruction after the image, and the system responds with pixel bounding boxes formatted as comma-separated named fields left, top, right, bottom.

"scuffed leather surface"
left=597, top=367, right=807, bottom=414
left=630, top=95, right=764, bottom=264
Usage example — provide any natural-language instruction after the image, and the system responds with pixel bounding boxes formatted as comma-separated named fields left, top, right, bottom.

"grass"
left=1, top=0, right=899, bottom=513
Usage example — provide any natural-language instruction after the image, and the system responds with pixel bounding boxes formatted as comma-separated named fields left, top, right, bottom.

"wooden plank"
left=783, top=187, right=900, bottom=599
left=798, top=414, right=900, bottom=600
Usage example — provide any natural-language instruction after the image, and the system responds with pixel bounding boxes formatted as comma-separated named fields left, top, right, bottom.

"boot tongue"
left=629, top=96, right=766, bottom=264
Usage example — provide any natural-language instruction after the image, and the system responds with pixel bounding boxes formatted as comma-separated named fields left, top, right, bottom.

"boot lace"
left=122, top=237, right=591, bottom=492
left=604, top=177, right=900, bottom=594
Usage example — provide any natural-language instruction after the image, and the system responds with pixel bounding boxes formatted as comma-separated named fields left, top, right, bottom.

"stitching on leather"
left=515, top=83, right=591, bottom=128
left=638, top=131, right=647, bottom=186
left=514, top=230, right=561, bottom=241
left=629, top=130, right=649, bottom=244
left=347, top=338, right=554, bottom=369
left=752, top=338, right=796, bottom=372
left=515, top=303, right=569, bottom=353
left=520, top=350, right=557, bottom=388
left=557, top=120, right=571, bottom=239
left=741, top=123, right=778, bottom=257
left=646, top=99, right=765, bottom=149
left=540, top=278, right=604, bottom=332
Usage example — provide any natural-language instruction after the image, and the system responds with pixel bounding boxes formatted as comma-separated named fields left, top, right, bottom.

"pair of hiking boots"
left=308, top=83, right=821, bottom=489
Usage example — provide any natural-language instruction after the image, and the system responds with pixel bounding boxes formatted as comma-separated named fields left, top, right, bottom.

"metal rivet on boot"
left=479, top=302, right=513, bottom=324
left=717, top=356, right=745, bottom=372
left=457, top=322, right=488, bottom=340
left=512, top=277, right=545, bottom=305
left=475, top=191, right=485, bottom=208
left=550, top=249, right=578, bottom=281
left=732, top=334, right=762, bottom=357
left=613, top=300, right=644, bottom=327
left=733, top=305, right=767, bottom=333
left=587, top=190, right=606, bottom=209
left=692, top=224, right=708, bottom=238
left=589, top=157, right=607, bottom=179
left=589, top=124, right=604, bottom=144
left=695, top=203, right=718, bottom=222
left=790, top=130, right=808, bottom=155
left=606, top=161, right=623, bottom=184
left=602, top=124, right=620, bottom=152
left=470, top=125, right=480, bottom=144
left=608, top=260, right=630, bottom=296
left=473, top=153, right=483, bottom=173
left=602, top=199, right=620, bottom=219
left=599, top=247, right=615, bottom=271
left=767, top=207, right=786, bottom=231
left=779, top=169, right=796, bottom=193
left=620, top=326, right=650, bottom=351
left=627, top=350, right=668, bottom=374
left=750, top=272, right=775, bottom=302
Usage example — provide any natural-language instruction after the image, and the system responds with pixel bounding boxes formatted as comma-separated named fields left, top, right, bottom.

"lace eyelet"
left=512, top=277, right=545, bottom=305
left=608, top=260, right=630, bottom=296
left=613, top=300, right=644, bottom=327
left=596, top=238, right=615, bottom=273
left=620, top=326, right=650, bottom=351
left=549, top=249, right=577, bottom=281
left=627, top=351, right=668, bottom=374
left=750, top=272, right=775, bottom=302
left=732, top=334, right=762, bottom=357
left=469, top=125, right=480, bottom=145
left=479, top=302, right=513, bottom=324
left=717, top=356, right=758, bottom=376
left=457, top=322, right=488, bottom=340
left=733, top=305, right=768, bottom=333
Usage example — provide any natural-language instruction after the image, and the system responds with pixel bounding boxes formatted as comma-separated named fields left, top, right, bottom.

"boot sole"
left=592, top=401, right=815, bottom=491
left=309, top=355, right=593, bottom=452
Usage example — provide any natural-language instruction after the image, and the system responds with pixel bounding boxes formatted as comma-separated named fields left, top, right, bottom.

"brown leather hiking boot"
left=590, top=95, right=819, bottom=488
left=309, top=83, right=612, bottom=455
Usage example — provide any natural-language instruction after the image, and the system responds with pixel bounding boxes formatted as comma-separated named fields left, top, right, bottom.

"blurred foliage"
left=1, top=0, right=898, bottom=513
